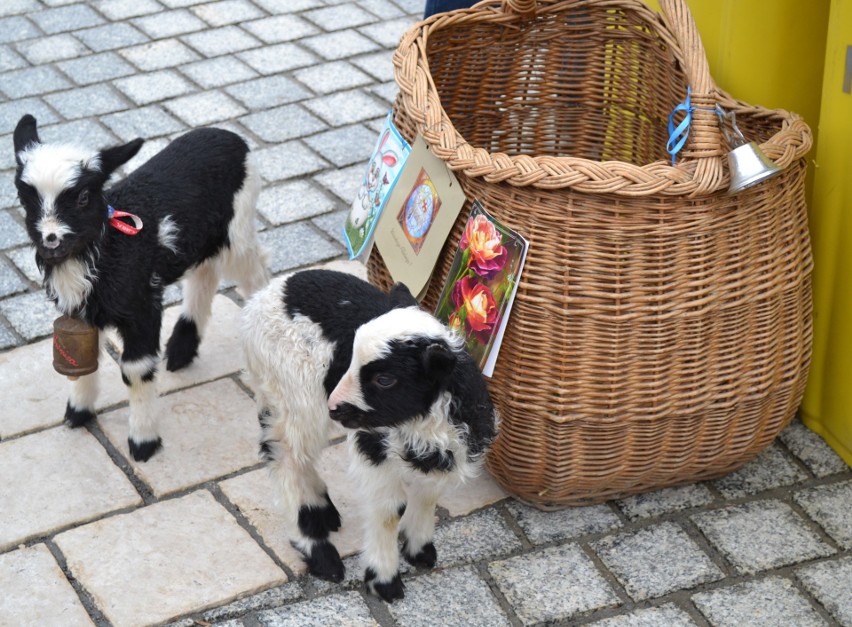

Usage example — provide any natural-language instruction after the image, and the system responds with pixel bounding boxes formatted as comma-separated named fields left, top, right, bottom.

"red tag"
left=108, top=207, right=143, bottom=235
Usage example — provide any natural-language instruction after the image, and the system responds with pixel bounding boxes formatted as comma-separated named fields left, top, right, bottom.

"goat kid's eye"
left=372, top=374, right=397, bottom=389
left=77, top=190, right=89, bottom=208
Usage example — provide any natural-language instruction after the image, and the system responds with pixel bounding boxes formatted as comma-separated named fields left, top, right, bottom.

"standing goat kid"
left=13, top=115, right=269, bottom=461
left=241, top=269, right=498, bottom=602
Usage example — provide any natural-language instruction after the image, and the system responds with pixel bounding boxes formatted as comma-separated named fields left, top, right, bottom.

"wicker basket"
left=367, top=0, right=813, bottom=508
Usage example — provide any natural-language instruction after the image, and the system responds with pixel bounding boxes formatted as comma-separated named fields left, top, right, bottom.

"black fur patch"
left=301, top=540, right=344, bottom=583
left=402, top=539, right=437, bottom=569
left=365, top=567, right=405, bottom=602
left=403, top=447, right=455, bottom=474
left=355, top=430, right=388, bottom=465
left=298, top=497, right=342, bottom=539
left=165, top=316, right=200, bottom=372
left=259, top=439, right=274, bottom=462
left=397, top=502, right=407, bottom=518
left=64, top=402, right=96, bottom=428
left=258, top=407, right=272, bottom=428
left=128, top=436, right=162, bottom=462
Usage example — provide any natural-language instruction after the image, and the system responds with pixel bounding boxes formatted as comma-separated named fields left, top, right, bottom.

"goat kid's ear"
left=389, top=282, right=418, bottom=309
left=422, top=342, right=457, bottom=385
left=13, top=114, right=40, bottom=165
left=99, top=138, right=144, bottom=177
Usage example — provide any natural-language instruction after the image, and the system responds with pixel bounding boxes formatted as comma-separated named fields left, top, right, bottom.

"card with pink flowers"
left=434, top=200, right=529, bottom=377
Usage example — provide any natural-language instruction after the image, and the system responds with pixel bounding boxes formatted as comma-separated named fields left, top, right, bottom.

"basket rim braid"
left=391, top=0, right=812, bottom=196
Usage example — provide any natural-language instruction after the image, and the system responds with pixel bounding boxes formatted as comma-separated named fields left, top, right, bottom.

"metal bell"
left=727, top=141, right=782, bottom=194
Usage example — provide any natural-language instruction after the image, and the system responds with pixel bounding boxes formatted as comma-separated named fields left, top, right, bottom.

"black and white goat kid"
left=13, top=115, right=269, bottom=461
left=241, top=269, right=498, bottom=602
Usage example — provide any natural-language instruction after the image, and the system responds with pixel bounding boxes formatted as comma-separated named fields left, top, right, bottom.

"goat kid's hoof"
left=128, top=436, right=162, bottom=462
left=365, top=568, right=404, bottom=603
left=403, top=540, right=437, bottom=569
left=64, top=403, right=96, bottom=428
left=305, top=541, right=345, bottom=583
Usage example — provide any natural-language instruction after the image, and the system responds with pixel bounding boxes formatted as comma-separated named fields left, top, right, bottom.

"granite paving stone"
left=0, top=211, right=29, bottom=250
left=29, top=4, right=104, bottom=34
left=312, top=209, right=350, bottom=247
left=73, top=23, right=150, bottom=52
left=45, top=84, right=129, bottom=120
left=359, top=0, right=406, bottom=18
left=0, top=176, right=22, bottom=211
left=259, top=223, right=343, bottom=273
left=358, top=17, right=417, bottom=48
left=692, top=500, right=835, bottom=574
left=0, top=322, right=17, bottom=350
left=0, top=98, right=59, bottom=135
left=0, top=290, right=57, bottom=340
left=101, top=106, right=186, bottom=141
left=433, top=508, right=522, bottom=566
left=55, top=491, right=287, bottom=627
left=164, top=90, right=247, bottom=126
left=240, top=104, right=328, bottom=142
left=305, top=90, right=388, bottom=127
left=314, top=163, right=363, bottom=202
left=38, top=119, right=118, bottom=151
left=191, top=0, right=264, bottom=26
left=592, top=522, right=723, bottom=601
left=0, top=427, right=142, bottom=551
left=793, top=480, right=852, bottom=549
left=490, top=544, right=620, bottom=625
left=15, top=33, right=88, bottom=64
left=58, top=52, right=136, bottom=86
left=351, top=51, right=397, bottom=82
left=0, top=544, right=94, bottom=626
left=6, top=246, right=40, bottom=283
left=795, top=556, right=852, bottom=626
left=120, top=39, right=201, bottom=72
left=780, top=420, right=850, bottom=477
left=587, top=604, right=697, bottom=626
left=304, top=124, right=378, bottom=167
left=389, top=566, right=510, bottom=627
left=199, top=583, right=304, bottom=623
left=182, top=25, right=261, bottom=57
left=0, top=45, right=27, bottom=72
left=252, top=0, right=325, bottom=12
left=712, top=442, right=808, bottom=498
left=300, top=31, right=381, bottom=61
left=237, top=42, right=320, bottom=75
left=242, top=14, right=319, bottom=44
left=180, top=56, right=259, bottom=89
left=303, top=5, right=379, bottom=30
left=506, top=500, right=622, bottom=545
left=254, top=142, right=330, bottom=182
left=294, top=61, right=373, bottom=95
left=131, top=9, right=208, bottom=39
left=691, top=576, right=826, bottom=627
left=0, top=0, right=40, bottom=18
left=255, top=591, right=377, bottom=627
left=0, top=16, right=40, bottom=45
left=115, top=70, right=195, bottom=106
left=226, top=77, right=312, bottom=111
left=617, top=483, right=715, bottom=521
left=369, top=80, right=399, bottom=104
left=97, top=0, right=162, bottom=20
left=0, top=66, right=71, bottom=99
left=0, top=257, right=27, bottom=298
left=258, top=179, right=338, bottom=225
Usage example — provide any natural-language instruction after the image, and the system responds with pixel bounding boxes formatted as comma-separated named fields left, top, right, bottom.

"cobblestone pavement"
left=1, top=1, right=851, bottom=626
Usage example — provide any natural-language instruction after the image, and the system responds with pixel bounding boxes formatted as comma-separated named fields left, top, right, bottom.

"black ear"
left=13, top=114, right=40, bottom=164
left=99, top=138, right=144, bottom=177
left=422, top=342, right=457, bottom=384
left=389, top=282, right=418, bottom=309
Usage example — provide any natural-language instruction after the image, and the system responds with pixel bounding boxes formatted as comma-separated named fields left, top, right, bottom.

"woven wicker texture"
left=367, top=0, right=813, bottom=508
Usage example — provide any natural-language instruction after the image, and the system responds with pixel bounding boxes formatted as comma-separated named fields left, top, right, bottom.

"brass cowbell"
left=53, top=315, right=99, bottom=380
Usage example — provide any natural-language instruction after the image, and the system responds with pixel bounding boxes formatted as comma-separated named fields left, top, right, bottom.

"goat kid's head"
left=13, top=115, right=144, bottom=266
left=328, top=307, right=460, bottom=430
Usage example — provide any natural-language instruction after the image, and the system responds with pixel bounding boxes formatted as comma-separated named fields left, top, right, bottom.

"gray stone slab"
left=252, top=0, right=324, bottom=12
left=0, top=257, right=27, bottom=297
left=794, top=480, right=852, bottom=549
left=180, top=56, right=259, bottom=89
left=255, top=591, right=376, bottom=626
left=432, top=508, right=522, bottom=567
left=369, top=80, right=399, bottom=105
left=0, top=176, right=20, bottom=212
left=258, top=223, right=342, bottom=273
left=0, top=289, right=55, bottom=340
left=254, top=141, right=329, bottom=182
left=242, top=14, right=319, bottom=44
left=226, top=76, right=311, bottom=111
left=45, top=85, right=129, bottom=120
left=38, top=119, right=118, bottom=152
left=0, top=66, right=71, bottom=99
left=588, top=604, right=697, bottom=627
left=617, top=483, right=714, bottom=520
left=780, top=420, right=849, bottom=477
left=304, top=89, right=388, bottom=127
left=359, top=17, right=416, bottom=48
left=29, top=4, right=104, bottom=34
left=6, top=247, right=40, bottom=283
left=303, top=4, right=378, bottom=30
left=489, top=543, right=620, bottom=625
left=101, top=106, right=186, bottom=142
left=304, top=125, right=377, bottom=167
left=312, top=209, right=349, bottom=247
left=240, top=104, right=327, bottom=142
left=692, top=500, right=835, bottom=575
left=164, top=91, right=247, bottom=126
left=58, top=52, right=136, bottom=86
left=0, top=44, right=27, bottom=72
left=237, top=42, right=320, bottom=75
left=0, top=0, right=40, bottom=18
left=301, top=31, right=380, bottom=61
left=351, top=51, right=397, bottom=82
left=388, top=566, right=510, bottom=627
left=294, top=60, right=373, bottom=95
left=15, top=33, right=88, bottom=64
left=258, top=180, right=338, bottom=225
left=314, top=163, right=362, bottom=202
left=120, top=39, right=200, bottom=71
left=0, top=99, right=59, bottom=136
left=182, top=25, right=261, bottom=57
left=359, top=0, right=406, bottom=18
left=796, top=556, right=852, bottom=626
left=713, top=443, right=808, bottom=498
left=506, top=500, right=622, bottom=544
left=115, top=70, right=195, bottom=106
left=592, top=522, right=723, bottom=601
left=0, top=211, right=29, bottom=250
left=74, top=23, right=150, bottom=53
left=191, top=0, right=264, bottom=27
left=131, top=9, right=207, bottom=38
left=692, top=576, right=826, bottom=627
left=0, top=16, right=40, bottom=45
left=0, top=321, right=18, bottom=349
left=200, top=583, right=303, bottom=623
left=97, top=0, right=162, bottom=20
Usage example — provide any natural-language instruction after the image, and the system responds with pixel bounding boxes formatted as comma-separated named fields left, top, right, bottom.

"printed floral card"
left=434, top=200, right=529, bottom=377
left=373, top=135, right=465, bottom=297
left=343, top=111, right=410, bottom=259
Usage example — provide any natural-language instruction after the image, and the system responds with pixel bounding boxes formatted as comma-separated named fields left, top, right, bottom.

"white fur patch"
left=158, top=215, right=180, bottom=253
left=19, top=143, right=101, bottom=212
left=352, top=308, right=460, bottom=368
left=47, top=254, right=97, bottom=314
left=120, top=354, right=160, bottom=381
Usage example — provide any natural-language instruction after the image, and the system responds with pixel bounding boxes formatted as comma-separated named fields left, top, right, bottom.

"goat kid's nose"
left=44, top=233, right=61, bottom=249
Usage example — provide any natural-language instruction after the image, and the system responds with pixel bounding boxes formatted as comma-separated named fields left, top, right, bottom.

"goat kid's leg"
left=122, top=354, right=162, bottom=461
left=64, top=332, right=107, bottom=427
left=166, top=259, right=219, bottom=372
left=400, top=480, right=441, bottom=569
